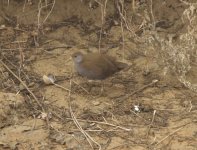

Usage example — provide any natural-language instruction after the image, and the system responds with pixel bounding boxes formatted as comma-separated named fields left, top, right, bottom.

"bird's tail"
left=116, top=62, right=128, bottom=70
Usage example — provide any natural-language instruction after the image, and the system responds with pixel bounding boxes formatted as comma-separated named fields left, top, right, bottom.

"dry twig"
left=153, top=123, right=190, bottom=147
left=0, top=60, right=43, bottom=110
left=117, top=79, right=159, bottom=101
left=146, top=110, right=156, bottom=137
left=68, top=80, right=101, bottom=150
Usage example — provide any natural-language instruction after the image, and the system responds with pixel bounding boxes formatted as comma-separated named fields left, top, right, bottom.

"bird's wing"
left=81, top=60, right=104, bottom=78
left=83, top=53, right=118, bottom=77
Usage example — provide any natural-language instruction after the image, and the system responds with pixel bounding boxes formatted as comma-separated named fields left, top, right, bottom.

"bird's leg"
left=95, top=80, right=105, bottom=97
left=87, top=80, right=105, bottom=96
left=100, top=81, right=104, bottom=95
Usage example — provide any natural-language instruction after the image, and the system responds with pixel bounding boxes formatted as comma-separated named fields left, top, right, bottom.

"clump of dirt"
left=0, top=0, right=197, bottom=150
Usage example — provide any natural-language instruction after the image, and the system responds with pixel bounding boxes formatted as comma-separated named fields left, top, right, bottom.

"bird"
left=71, top=51, right=127, bottom=80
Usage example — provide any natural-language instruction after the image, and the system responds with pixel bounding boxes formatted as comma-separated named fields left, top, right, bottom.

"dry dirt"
left=0, top=0, right=197, bottom=150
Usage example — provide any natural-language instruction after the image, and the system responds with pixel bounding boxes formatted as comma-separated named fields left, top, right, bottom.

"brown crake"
left=72, top=51, right=127, bottom=80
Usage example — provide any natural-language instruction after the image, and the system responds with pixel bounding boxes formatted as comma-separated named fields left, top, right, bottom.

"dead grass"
left=0, top=0, right=197, bottom=150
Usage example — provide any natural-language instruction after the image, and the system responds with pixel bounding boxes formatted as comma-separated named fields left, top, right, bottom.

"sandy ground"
left=0, top=0, right=197, bottom=150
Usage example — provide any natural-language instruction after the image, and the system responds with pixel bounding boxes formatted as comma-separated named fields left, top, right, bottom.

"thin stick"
left=98, top=2, right=104, bottom=53
left=132, top=0, right=135, bottom=12
left=180, top=0, right=197, bottom=5
left=70, top=106, right=94, bottom=149
left=66, top=117, right=131, bottom=131
left=150, top=0, right=155, bottom=29
left=117, top=1, right=136, bottom=36
left=154, top=123, right=190, bottom=146
left=68, top=81, right=101, bottom=150
left=0, top=60, right=43, bottom=109
left=18, top=42, right=25, bottom=76
left=95, top=0, right=108, bottom=53
left=53, top=83, right=71, bottom=92
left=146, top=110, right=156, bottom=137
left=37, top=0, right=42, bottom=29
left=117, top=79, right=159, bottom=101
left=42, top=0, right=56, bottom=24
left=31, top=115, right=37, bottom=131
left=130, top=110, right=149, bottom=123
left=72, top=80, right=90, bottom=94
left=120, top=13, right=125, bottom=61
left=128, top=79, right=158, bottom=96
left=23, top=0, right=27, bottom=12
left=188, top=101, right=192, bottom=112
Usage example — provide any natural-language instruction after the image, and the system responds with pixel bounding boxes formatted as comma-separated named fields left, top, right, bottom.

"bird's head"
left=71, top=51, right=84, bottom=63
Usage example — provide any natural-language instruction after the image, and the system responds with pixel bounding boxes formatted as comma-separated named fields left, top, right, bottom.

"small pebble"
left=92, top=100, right=101, bottom=106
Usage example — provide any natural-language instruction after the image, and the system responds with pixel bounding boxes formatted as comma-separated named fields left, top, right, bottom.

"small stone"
left=19, top=83, right=25, bottom=91
left=92, top=100, right=101, bottom=106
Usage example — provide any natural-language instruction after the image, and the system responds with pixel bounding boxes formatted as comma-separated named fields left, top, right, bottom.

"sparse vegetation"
left=0, top=0, right=196, bottom=149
